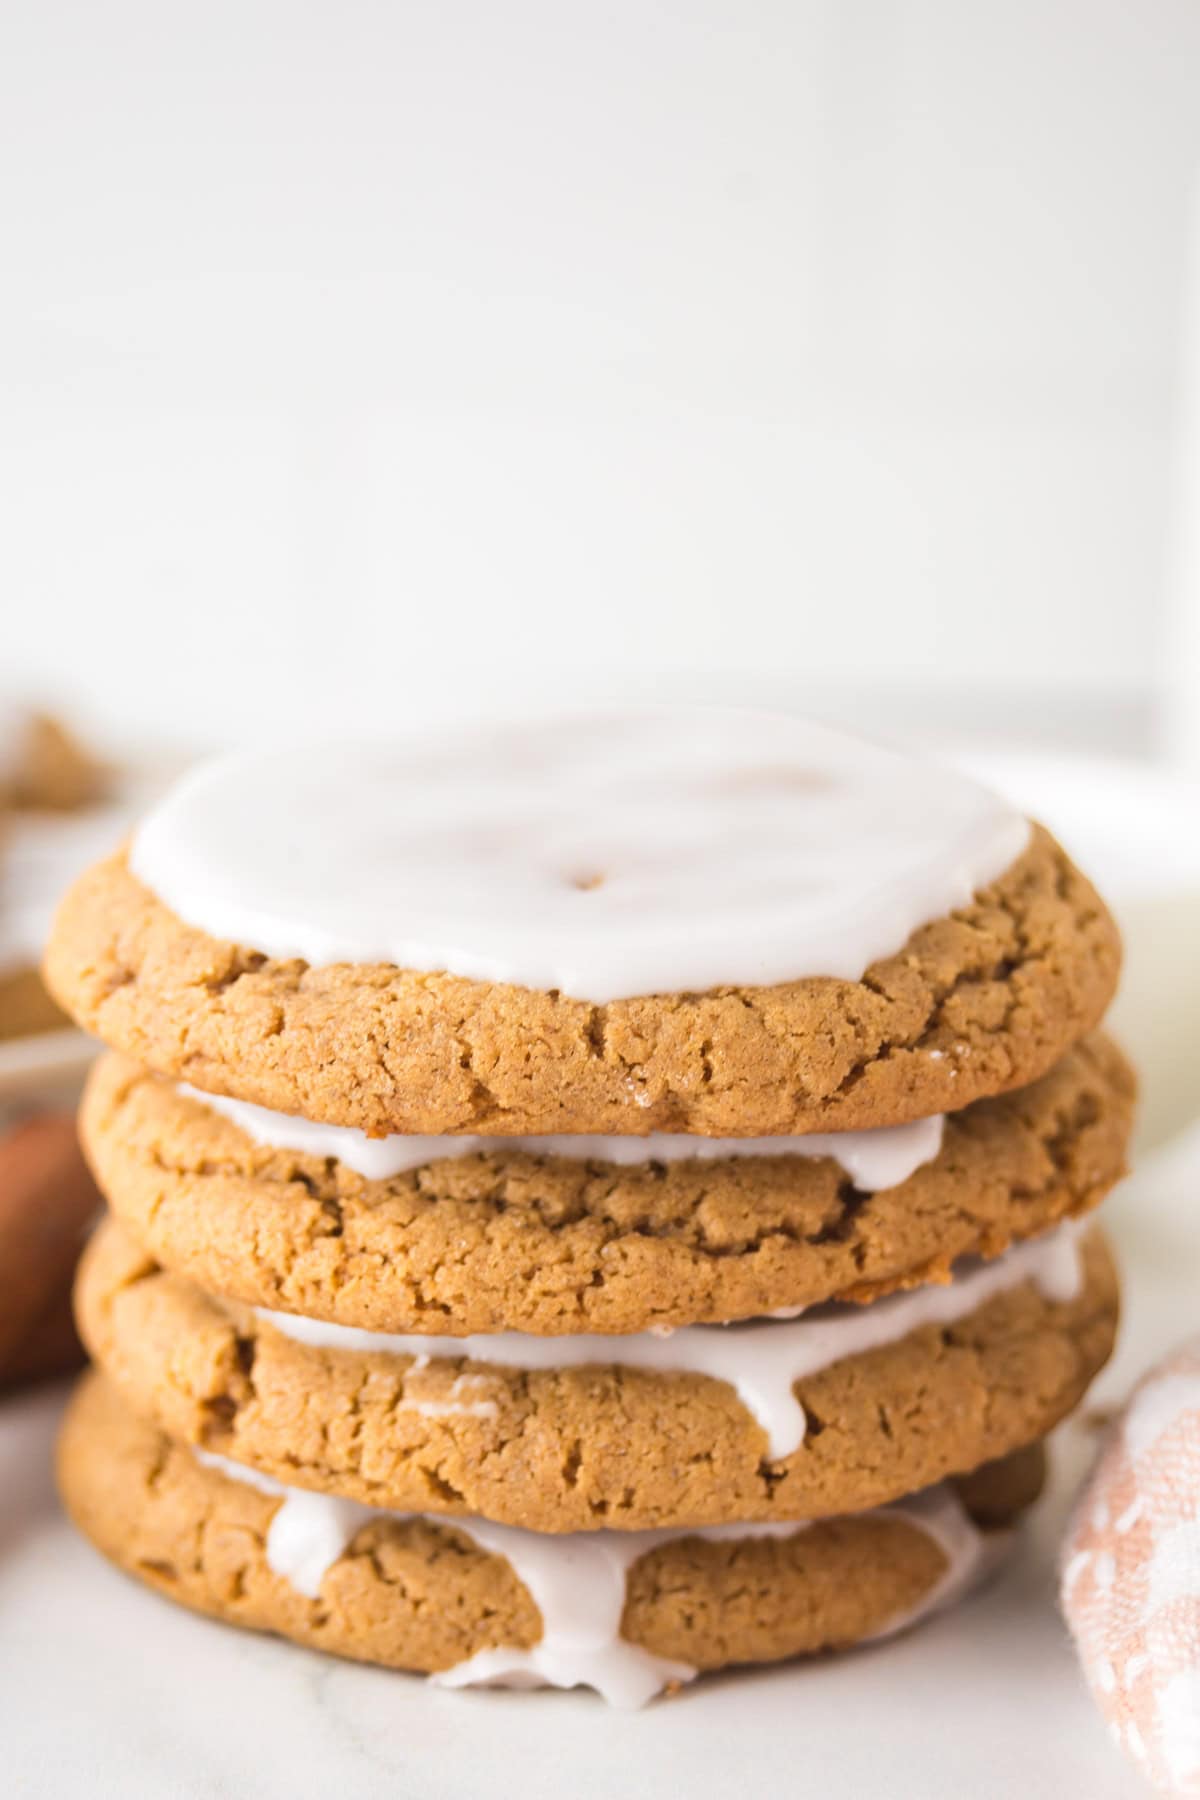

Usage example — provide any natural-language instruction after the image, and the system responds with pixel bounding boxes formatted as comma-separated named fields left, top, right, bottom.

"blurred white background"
left=3, top=0, right=1200, bottom=756
left=2, top=23, right=1200, bottom=1792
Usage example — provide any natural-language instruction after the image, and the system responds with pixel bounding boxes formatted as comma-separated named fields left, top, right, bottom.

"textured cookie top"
left=128, top=713, right=1029, bottom=1000
left=47, top=817, right=1120, bottom=1135
left=81, top=1037, right=1134, bottom=1334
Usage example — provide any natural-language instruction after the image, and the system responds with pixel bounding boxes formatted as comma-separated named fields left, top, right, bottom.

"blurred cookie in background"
left=0, top=707, right=109, bottom=815
left=0, top=704, right=120, bottom=1043
left=0, top=704, right=127, bottom=1389
left=0, top=1111, right=98, bottom=1389
left=0, top=965, right=67, bottom=1043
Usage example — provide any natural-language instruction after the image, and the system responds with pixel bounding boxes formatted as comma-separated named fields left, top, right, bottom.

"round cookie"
left=44, top=823, right=1119, bottom=1139
left=79, top=1037, right=1134, bottom=1335
left=59, top=1372, right=1043, bottom=1705
left=76, top=1216, right=1118, bottom=1533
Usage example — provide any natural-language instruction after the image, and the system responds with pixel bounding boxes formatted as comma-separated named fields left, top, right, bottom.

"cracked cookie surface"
left=45, top=827, right=1120, bottom=1136
left=79, top=1037, right=1133, bottom=1334
left=59, top=1372, right=1042, bottom=1684
left=76, top=1216, right=1117, bottom=1533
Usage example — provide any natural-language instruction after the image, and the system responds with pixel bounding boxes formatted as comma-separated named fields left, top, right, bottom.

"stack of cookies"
left=46, top=712, right=1132, bottom=1706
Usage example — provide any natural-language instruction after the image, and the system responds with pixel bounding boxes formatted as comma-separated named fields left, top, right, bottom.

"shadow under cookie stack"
left=46, top=712, right=1133, bottom=1707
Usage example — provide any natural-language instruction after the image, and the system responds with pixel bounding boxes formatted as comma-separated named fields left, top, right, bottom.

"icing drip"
left=862, top=1485, right=995, bottom=1639
left=129, top=711, right=1029, bottom=1002
left=257, top=1222, right=1085, bottom=1460
left=403, top=1373, right=500, bottom=1421
left=184, top=1081, right=945, bottom=1189
left=197, top=1450, right=991, bottom=1708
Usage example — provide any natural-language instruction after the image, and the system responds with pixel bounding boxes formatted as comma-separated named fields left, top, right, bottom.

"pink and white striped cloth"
left=1062, top=1337, right=1200, bottom=1794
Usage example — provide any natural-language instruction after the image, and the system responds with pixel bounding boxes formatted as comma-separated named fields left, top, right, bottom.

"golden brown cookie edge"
left=44, top=826, right=1121, bottom=1136
left=75, top=1216, right=1118, bottom=1533
left=78, top=1038, right=1134, bottom=1334
left=58, top=1370, right=1038, bottom=1683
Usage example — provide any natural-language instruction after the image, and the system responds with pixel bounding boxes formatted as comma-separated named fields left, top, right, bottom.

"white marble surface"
left=6, top=1135, right=1197, bottom=1800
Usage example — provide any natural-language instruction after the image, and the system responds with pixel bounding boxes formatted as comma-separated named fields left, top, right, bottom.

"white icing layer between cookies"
left=129, top=710, right=1029, bottom=1002
left=185, top=1081, right=946, bottom=1189
left=256, top=1223, right=1084, bottom=1459
left=196, top=1448, right=996, bottom=1708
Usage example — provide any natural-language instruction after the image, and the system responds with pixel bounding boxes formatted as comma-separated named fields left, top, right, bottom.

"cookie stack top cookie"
left=49, top=709, right=1118, bottom=1134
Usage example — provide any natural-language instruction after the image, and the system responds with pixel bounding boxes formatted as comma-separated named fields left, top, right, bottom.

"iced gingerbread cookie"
left=76, top=1215, right=1117, bottom=1533
left=59, top=1372, right=1045, bottom=1707
left=44, top=713, right=1120, bottom=1137
left=79, top=1037, right=1133, bottom=1335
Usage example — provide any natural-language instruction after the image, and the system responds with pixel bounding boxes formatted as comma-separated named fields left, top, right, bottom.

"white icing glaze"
left=129, top=710, right=1029, bottom=1002
left=402, top=1368, right=500, bottom=1421
left=196, top=1448, right=992, bottom=1708
left=184, top=1081, right=945, bottom=1189
left=257, top=1222, right=1084, bottom=1459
